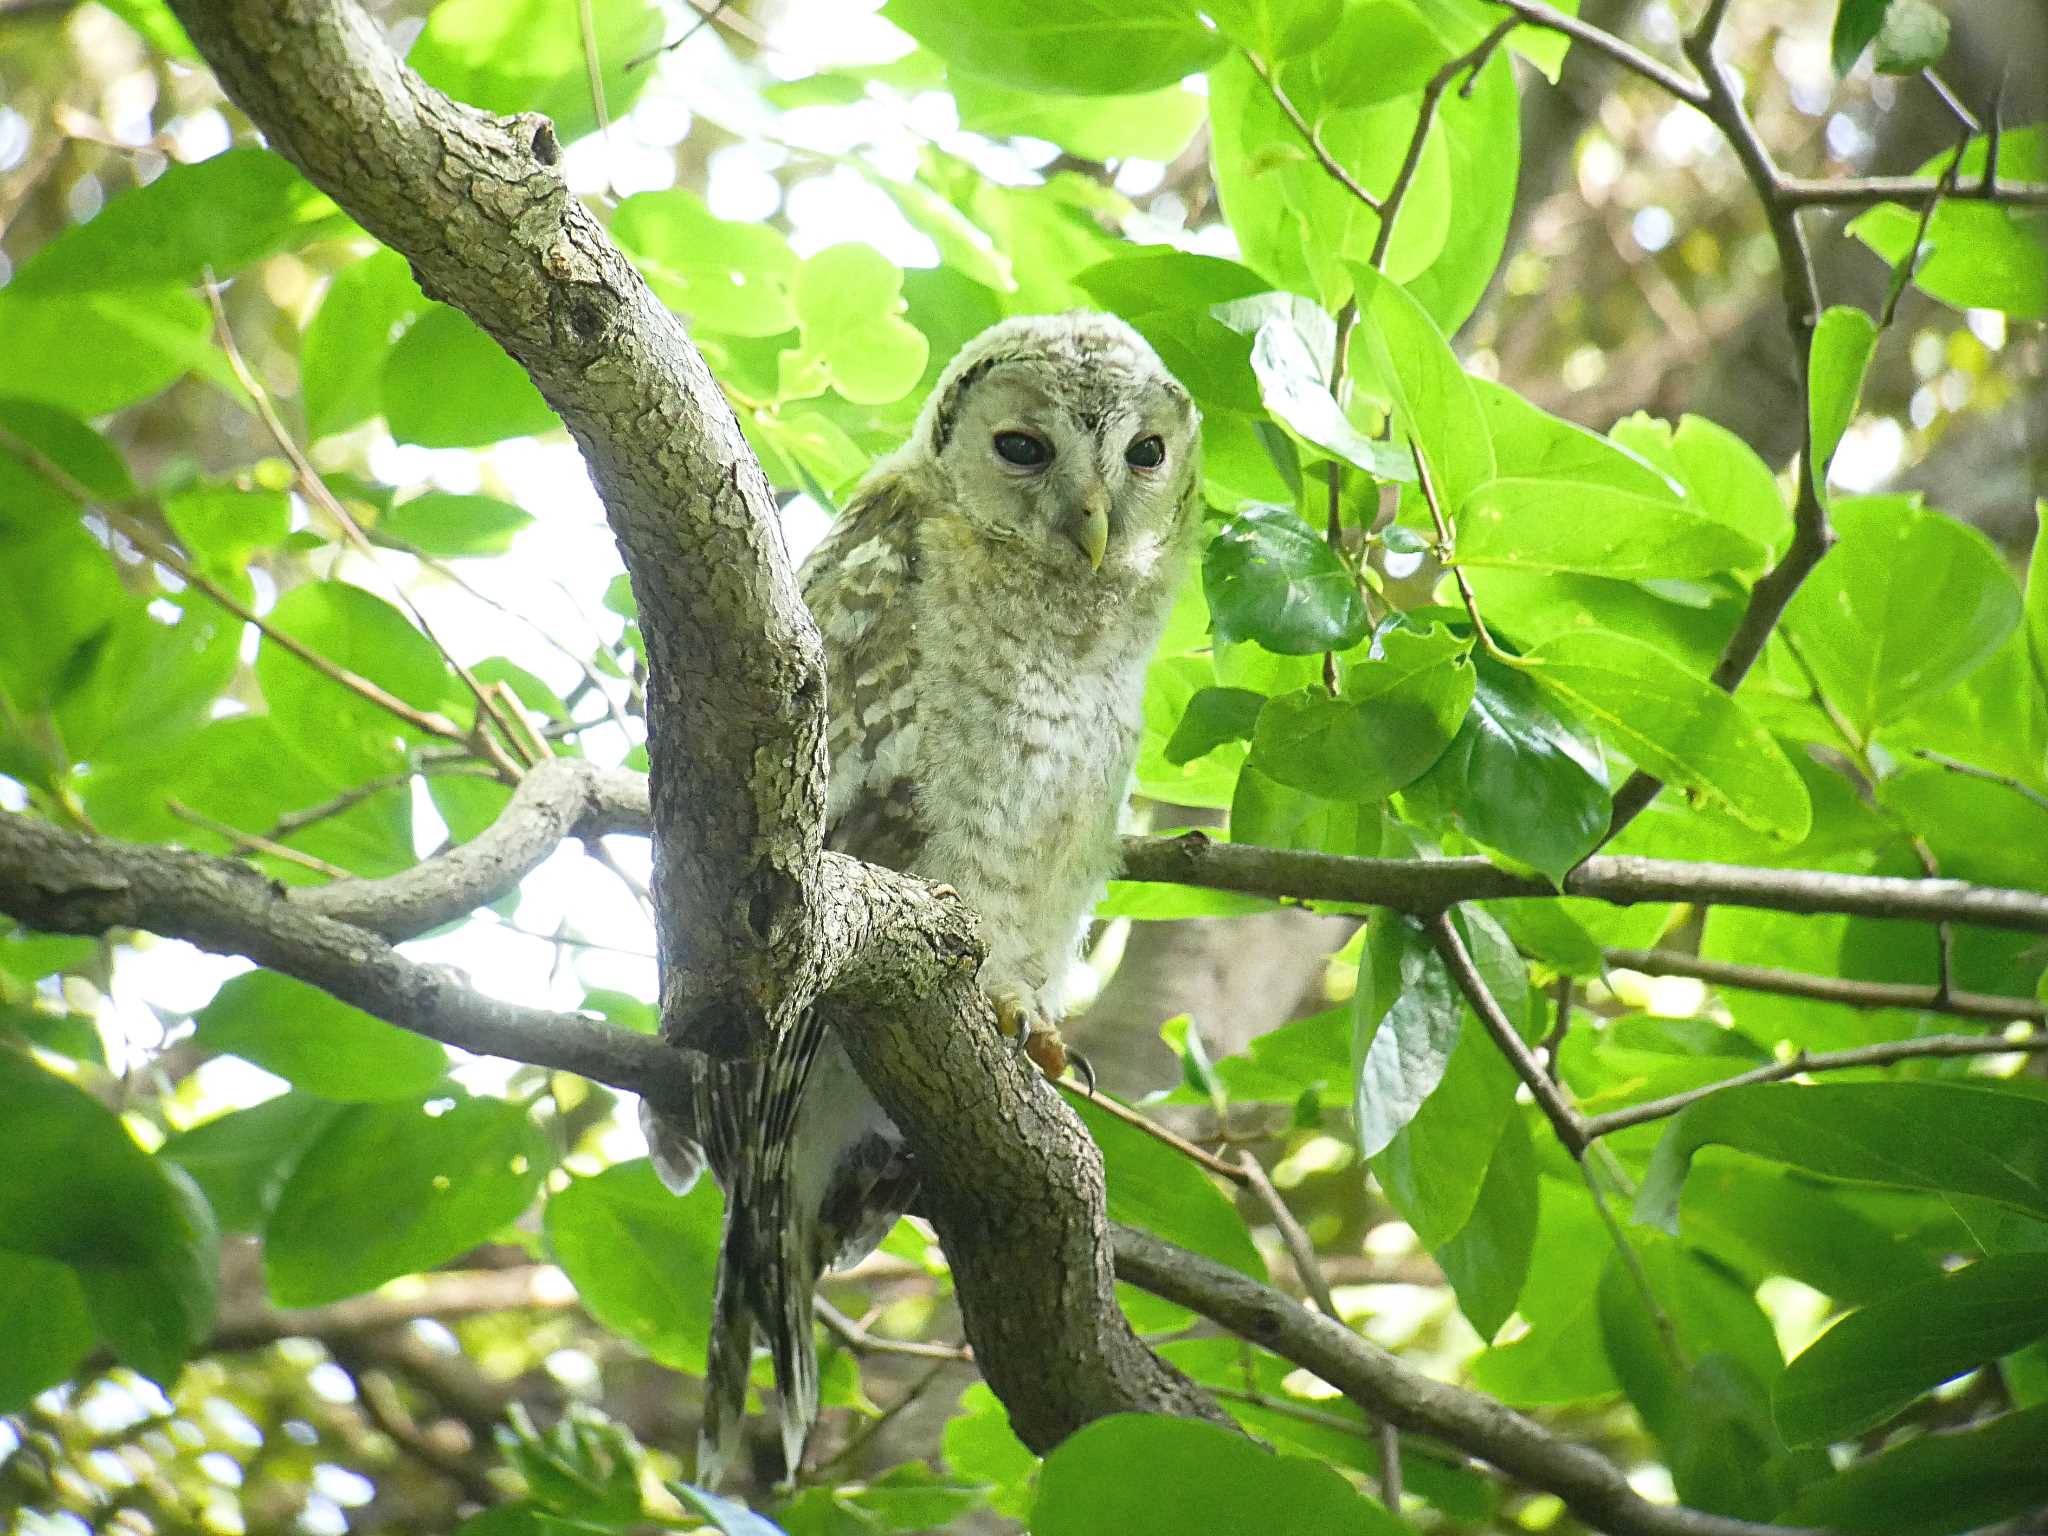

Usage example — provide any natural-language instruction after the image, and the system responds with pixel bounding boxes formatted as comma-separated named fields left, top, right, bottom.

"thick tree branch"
left=0, top=810, right=686, bottom=1100
left=165, top=0, right=825, bottom=1054
left=1112, top=1227, right=1820, bottom=1536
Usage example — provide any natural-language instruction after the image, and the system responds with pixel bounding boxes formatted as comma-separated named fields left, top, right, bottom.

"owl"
left=644, top=312, right=1203, bottom=1485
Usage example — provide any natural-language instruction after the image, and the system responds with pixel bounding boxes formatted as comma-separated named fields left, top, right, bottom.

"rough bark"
left=156, top=0, right=1222, bottom=1455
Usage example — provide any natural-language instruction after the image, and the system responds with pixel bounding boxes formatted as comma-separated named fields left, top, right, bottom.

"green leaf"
left=1637, top=1083, right=2048, bottom=1233
left=942, top=1383, right=1036, bottom=1521
left=382, top=304, right=561, bottom=448
left=0, top=1050, right=219, bottom=1383
left=1077, top=251, right=1271, bottom=414
left=2030, top=501, right=2048, bottom=694
left=1400, top=47, right=1519, bottom=333
left=1608, top=410, right=1792, bottom=557
left=1210, top=294, right=1414, bottom=478
left=1458, top=477, right=1764, bottom=579
left=1034, top=1416, right=1403, bottom=1536
left=880, top=0, right=1225, bottom=95
left=1475, top=379, right=1677, bottom=500
left=301, top=248, right=425, bottom=439
left=1872, top=0, right=1947, bottom=72
left=195, top=971, right=451, bottom=1101
left=256, top=579, right=467, bottom=787
left=407, top=0, right=664, bottom=143
left=1847, top=127, right=2047, bottom=320
left=0, top=398, right=137, bottom=505
left=1072, top=1095, right=1264, bottom=1281
left=1785, top=1403, right=2048, bottom=1535
left=1807, top=305, right=1878, bottom=493
left=1433, top=1111, right=1536, bottom=1339
left=789, top=244, right=929, bottom=406
left=9, top=147, right=338, bottom=294
left=53, top=590, right=241, bottom=765
left=1677, top=1162, right=1941, bottom=1308
left=1774, top=1253, right=2048, bottom=1446
left=0, top=286, right=214, bottom=415
left=545, top=1160, right=723, bottom=1374
left=380, top=492, right=535, bottom=558
left=1136, top=655, right=1249, bottom=808
left=1250, top=628, right=1473, bottom=801
left=1525, top=630, right=1811, bottom=840
left=264, top=1091, right=551, bottom=1306
left=0, top=1250, right=95, bottom=1411
left=1309, top=0, right=1449, bottom=106
left=1351, top=913, right=1460, bottom=1159
left=1229, top=766, right=1384, bottom=856
left=1785, top=495, right=2021, bottom=734
left=1831, top=0, right=1891, bottom=74
left=1204, top=504, right=1370, bottom=655
left=950, top=76, right=1206, bottom=162
left=1164, top=686, right=1266, bottom=765
left=1351, top=269, right=1495, bottom=511
left=160, top=1093, right=345, bottom=1235
left=613, top=190, right=800, bottom=339
left=164, top=485, right=292, bottom=573
left=1410, top=655, right=1609, bottom=884
left=1366, top=908, right=1531, bottom=1246
left=1467, top=1176, right=1622, bottom=1404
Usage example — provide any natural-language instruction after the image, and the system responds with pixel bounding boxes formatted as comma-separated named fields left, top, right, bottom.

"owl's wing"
left=675, top=477, right=929, bottom=1485
left=799, top=476, right=927, bottom=869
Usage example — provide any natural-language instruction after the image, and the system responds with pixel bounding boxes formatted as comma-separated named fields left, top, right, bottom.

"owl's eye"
left=993, top=431, right=1052, bottom=468
left=1125, top=435, right=1166, bottom=469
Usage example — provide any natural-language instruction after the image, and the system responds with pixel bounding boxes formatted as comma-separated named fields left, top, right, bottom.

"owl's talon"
left=989, top=986, right=1069, bottom=1082
left=1066, top=1049, right=1097, bottom=1098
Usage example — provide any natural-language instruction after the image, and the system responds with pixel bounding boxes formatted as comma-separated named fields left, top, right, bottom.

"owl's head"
left=911, top=313, right=1200, bottom=585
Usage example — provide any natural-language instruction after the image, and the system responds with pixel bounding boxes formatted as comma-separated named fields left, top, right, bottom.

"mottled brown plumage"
left=647, top=313, right=1202, bottom=1485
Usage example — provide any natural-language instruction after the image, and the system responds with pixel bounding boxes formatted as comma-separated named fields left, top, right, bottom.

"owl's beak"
left=1064, top=492, right=1110, bottom=571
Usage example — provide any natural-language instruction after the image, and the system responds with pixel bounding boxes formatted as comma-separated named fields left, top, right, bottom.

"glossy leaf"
left=881, top=0, right=1224, bottom=95
left=1351, top=269, right=1495, bottom=512
left=1034, top=1415, right=1403, bottom=1536
left=1774, top=1253, right=2048, bottom=1446
left=1785, top=1403, right=2048, bottom=1535
left=0, top=1050, right=219, bottom=1383
left=1526, top=630, right=1811, bottom=841
left=1830, top=0, right=1891, bottom=74
left=1808, top=305, right=1878, bottom=492
left=613, top=189, right=800, bottom=339
left=0, top=285, right=215, bottom=415
left=1072, top=1095, right=1265, bottom=1281
left=407, top=0, right=664, bottom=143
left=951, top=76, right=1206, bottom=162
left=8, top=147, right=338, bottom=294
left=302, top=247, right=426, bottom=439
left=1638, top=1083, right=2048, bottom=1232
left=164, top=485, right=291, bottom=573
left=380, top=492, right=535, bottom=558
left=0, top=1251, right=94, bottom=1411
left=195, top=970, right=451, bottom=1101
left=1786, top=495, right=2022, bottom=733
left=1459, top=477, right=1764, bottom=579
left=790, top=244, right=929, bottom=406
left=1351, top=913, right=1460, bottom=1160
left=383, top=304, right=560, bottom=448
left=1212, top=293, right=1413, bottom=478
left=160, top=1093, right=345, bottom=1235
left=1410, top=655, right=1609, bottom=883
left=1608, top=410, right=1791, bottom=557
left=1847, top=128, right=2047, bottom=319
left=1433, top=1111, right=1537, bottom=1339
left=1204, top=504, right=1370, bottom=655
left=1164, top=686, right=1265, bottom=765
left=264, top=1092, right=551, bottom=1306
left=546, top=1160, right=724, bottom=1374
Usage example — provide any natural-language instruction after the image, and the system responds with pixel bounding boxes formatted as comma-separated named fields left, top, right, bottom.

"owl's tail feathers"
left=696, top=1188, right=819, bottom=1487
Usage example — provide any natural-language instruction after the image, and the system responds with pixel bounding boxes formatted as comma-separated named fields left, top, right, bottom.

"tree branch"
left=164, top=0, right=826, bottom=1056
left=1580, top=1029, right=2048, bottom=1141
left=1112, top=1227, right=1821, bottom=1536
left=1488, top=0, right=1708, bottom=106
left=1603, top=947, right=2048, bottom=1024
left=1119, top=833, right=2048, bottom=934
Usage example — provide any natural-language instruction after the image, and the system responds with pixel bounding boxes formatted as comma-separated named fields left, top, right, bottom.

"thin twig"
left=575, top=0, right=610, bottom=140
left=625, top=0, right=732, bottom=70
left=200, top=274, right=529, bottom=780
left=812, top=1297, right=970, bottom=1363
left=1776, top=174, right=2047, bottom=208
left=1485, top=0, right=1708, bottom=106
left=1060, top=1082, right=1252, bottom=1186
left=1236, top=1152, right=1336, bottom=1318
left=1242, top=51, right=1382, bottom=213
left=1921, top=69, right=1981, bottom=136
left=1582, top=1029, right=2048, bottom=1141
left=1915, top=750, right=2048, bottom=817
left=1581, top=1155, right=1684, bottom=1367
left=1424, top=912, right=1589, bottom=1156
left=1542, top=976, right=1574, bottom=1081
left=1370, top=21, right=1516, bottom=270
left=804, top=1356, right=954, bottom=1485
left=264, top=761, right=498, bottom=842
left=1413, top=437, right=1515, bottom=666
left=1603, top=948, right=2046, bottom=1024
left=166, top=798, right=356, bottom=879
left=1879, top=134, right=1967, bottom=329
